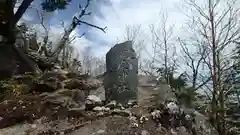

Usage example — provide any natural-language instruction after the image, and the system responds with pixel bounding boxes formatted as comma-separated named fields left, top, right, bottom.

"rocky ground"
left=0, top=67, right=219, bottom=135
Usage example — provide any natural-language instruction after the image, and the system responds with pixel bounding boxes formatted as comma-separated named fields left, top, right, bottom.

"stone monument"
left=104, top=41, right=138, bottom=106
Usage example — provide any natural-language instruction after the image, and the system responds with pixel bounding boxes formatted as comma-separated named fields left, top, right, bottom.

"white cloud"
left=69, top=29, right=95, bottom=57
left=24, top=19, right=92, bottom=60
left=19, top=0, right=240, bottom=74
left=87, top=0, right=240, bottom=70
left=71, top=0, right=187, bottom=74
left=87, top=0, right=185, bottom=58
left=18, top=0, right=186, bottom=62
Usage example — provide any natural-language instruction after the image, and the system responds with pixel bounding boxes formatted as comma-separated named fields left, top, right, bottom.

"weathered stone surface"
left=32, top=70, right=67, bottom=92
left=63, top=79, right=87, bottom=90
left=89, top=86, right=105, bottom=101
left=0, top=58, right=219, bottom=135
left=104, top=41, right=138, bottom=106
left=177, top=126, right=191, bottom=135
left=85, top=95, right=102, bottom=110
left=105, top=100, right=117, bottom=109
left=42, top=89, right=86, bottom=108
left=0, top=87, right=219, bottom=135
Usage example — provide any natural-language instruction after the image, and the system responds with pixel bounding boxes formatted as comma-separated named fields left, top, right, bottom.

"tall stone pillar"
left=104, top=41, right=138, bottom=106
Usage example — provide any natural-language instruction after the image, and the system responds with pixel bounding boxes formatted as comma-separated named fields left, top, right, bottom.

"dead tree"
left=35, top=8, right=50, bottom=56
left=81, top=46, right=93, bottom=75
left=26, top=0, right=106, bottom=72
left=50, top=0, right=106, bottom=60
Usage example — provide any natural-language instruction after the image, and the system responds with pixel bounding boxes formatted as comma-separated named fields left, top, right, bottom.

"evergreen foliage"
left=41, top=0, right=72, bottom=12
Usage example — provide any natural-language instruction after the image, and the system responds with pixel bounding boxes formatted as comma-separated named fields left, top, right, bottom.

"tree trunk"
left=3, top=0, right=14, bottom=43
left=62, top=47, right=67, bottom=68
left=13, top=0, right=34, bottom=25
left=218, top=88, right=225, bottom=135
left=0, top=0, right=37, bottom=80
left=209, top=0, right=218, bottom=128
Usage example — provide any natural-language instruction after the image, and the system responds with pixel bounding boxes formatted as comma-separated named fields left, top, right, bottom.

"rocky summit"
left=0, top=41, right=218, bottom=135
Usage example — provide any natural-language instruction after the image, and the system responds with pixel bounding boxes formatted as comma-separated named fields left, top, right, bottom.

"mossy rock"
left=0, top=80, right=31, bottom=101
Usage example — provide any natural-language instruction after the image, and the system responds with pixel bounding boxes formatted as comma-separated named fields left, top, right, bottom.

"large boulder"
left=104, top=41, right=138, bottom=106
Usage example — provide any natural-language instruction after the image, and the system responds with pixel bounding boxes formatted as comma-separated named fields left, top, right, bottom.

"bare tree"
left=68, top=51, right=82, bottom=73
left=35, top=8, right=51, bottom=56
left=17, top=0, right=106, bottom=72
left=182, top=0, right=240, bottom=134
left=178, top=37, right=211, bottom=90
left=146, top=10, right=177, bottom=82
left=81, top=46, right=93, bottom=74
left=123, top=24, right=147, bottom=75
left=90, top=57, right=106, bottom=76
left=80, top=46, right=106, bottom=76
left=26, top=0, right=106, bottom=62
left=124, top=24, right=141, bottom=43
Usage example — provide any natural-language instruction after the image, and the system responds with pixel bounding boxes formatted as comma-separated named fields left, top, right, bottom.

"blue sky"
left=15, top=0, right=240, bottom=85
left=18, top=0, right=240, bottom=74
left=19, top=0, right=186, bottom=58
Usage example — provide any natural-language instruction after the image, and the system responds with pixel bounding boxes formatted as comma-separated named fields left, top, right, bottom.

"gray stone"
left=93, top=106, right=104, bottom=112
left=167, top=101, right=180, bottom=114
left=105, top=100, right=117, bottom=109
left=141, top=130, right=150, bottom=135
left=89, top=86, right=105, bottom=101
left=127, top=99, right=138, bottom=108
left=85, top=95, right=102, bottom=110
left=177, top=126, right=191, bottom=135
left=112, top=109, right=132, bottom=117
left=104, top=41, right=138, bottom=106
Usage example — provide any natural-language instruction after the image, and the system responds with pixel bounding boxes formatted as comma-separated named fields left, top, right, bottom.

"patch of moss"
left=0, top=81, right=30, bottom=101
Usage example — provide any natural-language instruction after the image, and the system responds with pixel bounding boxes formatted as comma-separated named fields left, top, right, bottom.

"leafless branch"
left=68, top=32, right=85, bottom=44
left=50, top=0, right=107, bottom=59
left=76, top=20, right=107, bottom=33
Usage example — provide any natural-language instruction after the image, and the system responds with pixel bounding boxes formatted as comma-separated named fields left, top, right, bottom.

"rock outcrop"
left=0, top=72, right=218, bottom=135
left=0, top=41, right=219, bottom=135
